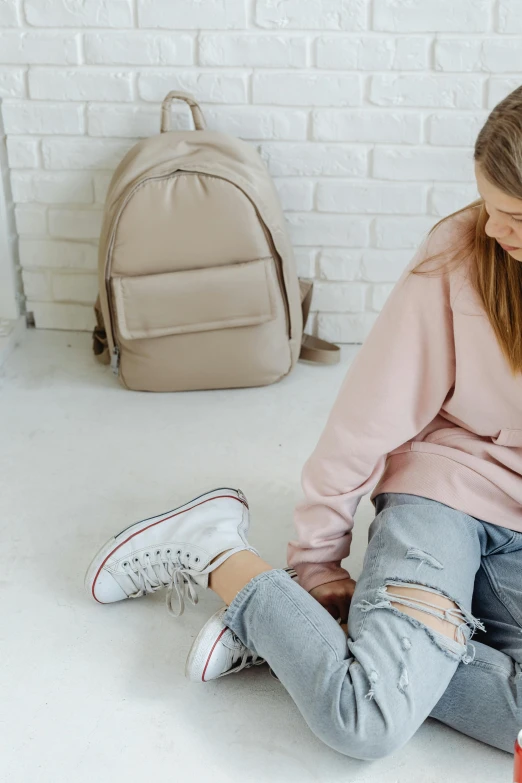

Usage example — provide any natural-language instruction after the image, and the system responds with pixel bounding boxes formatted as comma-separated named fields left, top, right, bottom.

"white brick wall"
left=0, top=107, right=22, bottom=321
left=2, top=0, right=516, bottom=338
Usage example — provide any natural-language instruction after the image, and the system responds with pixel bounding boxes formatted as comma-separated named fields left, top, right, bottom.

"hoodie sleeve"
left=288, top=225, right=457, bottom=593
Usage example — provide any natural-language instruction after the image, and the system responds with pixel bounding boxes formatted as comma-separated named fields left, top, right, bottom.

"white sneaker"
left=85, top=488, right=257, bottom=616
left=185, top=607, right=266, bottom=682
left=185, top=567, right=298, bottom=682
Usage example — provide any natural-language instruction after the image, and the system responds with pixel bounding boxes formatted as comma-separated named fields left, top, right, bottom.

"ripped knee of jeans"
left=405, top=547, right=444, bottom=571
left=356, top=580, right=485, bottom=663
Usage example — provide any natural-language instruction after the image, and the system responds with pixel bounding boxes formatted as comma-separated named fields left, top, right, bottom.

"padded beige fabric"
left=95, top=92, right=338, bottom=391
left=111, top=174, right=271, bottom=276
left=112, top=258, right=276, bottom=340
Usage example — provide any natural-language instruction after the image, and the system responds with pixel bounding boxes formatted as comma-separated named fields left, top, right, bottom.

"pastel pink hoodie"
left=289, top=212, right=522, bottom=593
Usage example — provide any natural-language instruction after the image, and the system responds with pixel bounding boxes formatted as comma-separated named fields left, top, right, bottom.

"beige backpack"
left=93, top=92, right=339, bottom=391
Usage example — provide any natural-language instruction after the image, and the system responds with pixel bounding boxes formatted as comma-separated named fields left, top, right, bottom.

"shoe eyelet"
left=133, top=557, right=139, bottom=562
left=156, top=550, right=160, bottom=555
left=123, top=561, right=129, bottom=567
left=144, top=553, right=150, bottom=558
left=166, top=549, right=171, bottom=554
left=176, top=550, right=181, bottom=556
left=195, top=557, right=200, bottom=563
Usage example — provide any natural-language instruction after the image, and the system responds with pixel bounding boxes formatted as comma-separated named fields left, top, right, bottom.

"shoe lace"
left=122, top=546, right=246, bottom=617
left=221, top=641, right=266, bottom=678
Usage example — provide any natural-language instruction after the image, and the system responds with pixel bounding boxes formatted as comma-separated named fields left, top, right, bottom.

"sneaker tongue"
left=222, top=629, right=244, bottom=652
left=151, top=560, right=170, bottom=583
left=223, top=632, right=254, bottom=668
left=232, top=648, right=253, bottom=667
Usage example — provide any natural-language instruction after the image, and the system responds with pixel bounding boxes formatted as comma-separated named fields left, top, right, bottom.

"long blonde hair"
left=411, top=85, right=522, bottom=377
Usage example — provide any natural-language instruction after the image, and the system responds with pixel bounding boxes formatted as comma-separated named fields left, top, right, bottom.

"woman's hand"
left=309, top=577, right=357, bottom=625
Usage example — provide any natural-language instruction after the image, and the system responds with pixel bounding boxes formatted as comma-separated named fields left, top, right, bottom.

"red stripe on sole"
left=91, top=494, right=246, bottom=603
left=202, top=626, right=228, bottom=682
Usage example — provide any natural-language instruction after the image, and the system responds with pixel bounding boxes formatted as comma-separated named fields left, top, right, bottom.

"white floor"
left=0, top=330, right=511, bottom=783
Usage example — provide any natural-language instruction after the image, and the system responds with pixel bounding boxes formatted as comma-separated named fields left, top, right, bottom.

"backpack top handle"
left=160, top=91, right=206, bottom=133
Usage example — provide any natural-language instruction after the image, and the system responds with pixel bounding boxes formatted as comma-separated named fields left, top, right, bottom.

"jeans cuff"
left=223, top=568, right=291, bottom=631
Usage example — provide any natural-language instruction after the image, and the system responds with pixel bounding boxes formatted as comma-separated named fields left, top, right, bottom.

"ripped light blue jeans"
left=223, top=493, right=522, bottom=758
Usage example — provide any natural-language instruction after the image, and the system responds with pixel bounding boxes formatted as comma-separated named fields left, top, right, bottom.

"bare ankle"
left=209, top=550, right=273, bottom=606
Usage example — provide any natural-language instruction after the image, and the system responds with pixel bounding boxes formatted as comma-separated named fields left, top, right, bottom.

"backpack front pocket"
left=112, top=257, right=276, bottom=341
left=110, top=256, right=291, bottom=391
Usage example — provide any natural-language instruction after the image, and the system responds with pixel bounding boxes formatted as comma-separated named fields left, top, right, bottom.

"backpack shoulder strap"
left=299, top=280, right=340, bottom=365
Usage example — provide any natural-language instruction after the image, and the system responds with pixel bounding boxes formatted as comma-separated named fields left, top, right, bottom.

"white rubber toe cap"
left=85, top=535, right=131, bottom=603
left=90, top=569, right=128, bottom=603
left=185, top=608, right=244, bottom=682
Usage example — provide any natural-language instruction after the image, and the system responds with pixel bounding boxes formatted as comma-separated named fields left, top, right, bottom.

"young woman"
left=86, top=86, right=522, bottom=759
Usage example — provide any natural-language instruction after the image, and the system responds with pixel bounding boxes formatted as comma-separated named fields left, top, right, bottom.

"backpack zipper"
left=104, top=168, right=293, bottom=372
left=104, top=172, right=175, bottom=370
left=256, top=217, right=291, bottom=338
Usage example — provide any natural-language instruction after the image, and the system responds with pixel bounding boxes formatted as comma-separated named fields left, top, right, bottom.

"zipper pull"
left=111, top=346, right=120, bottom=375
